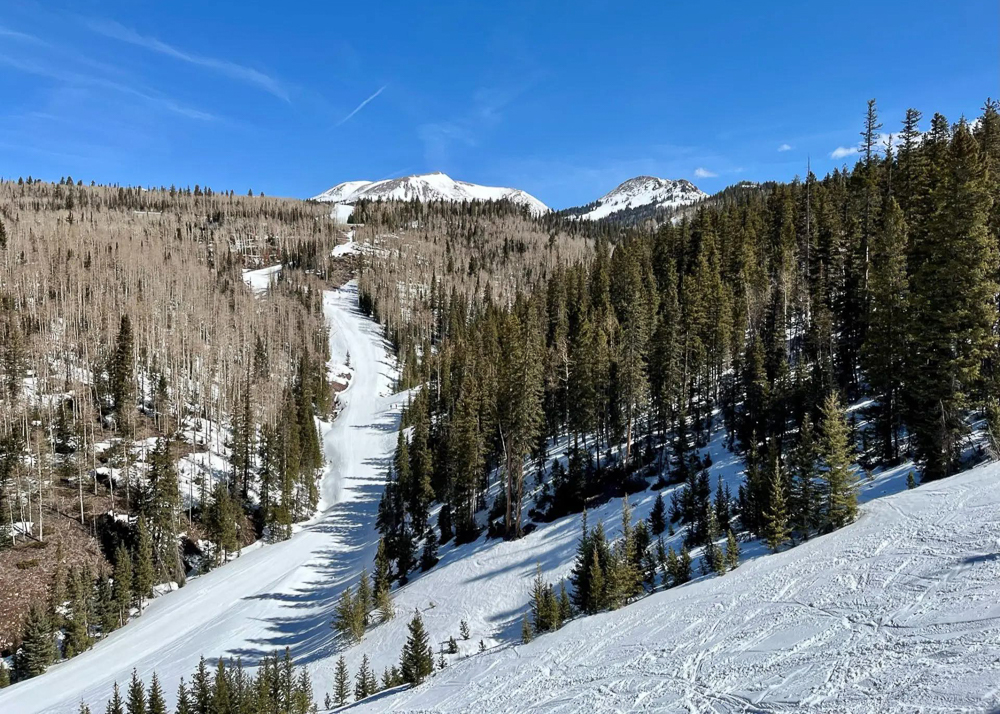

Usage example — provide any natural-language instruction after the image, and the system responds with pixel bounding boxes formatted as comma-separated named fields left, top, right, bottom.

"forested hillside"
left=0, top=181, right=341, bottom=676
left=2, top=98, right=998, bottom=713
left=364, top=99, right=1000, bottom=597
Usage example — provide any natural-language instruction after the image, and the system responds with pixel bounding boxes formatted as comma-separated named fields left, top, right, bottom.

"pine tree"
left=419, top=528, right=439, bottom=571
left=105, top=683, right=125, bottom=714
left=142, top=439, right=182, bottom=584
left=333, top=586, right=363, bottom=644
left=192, top=657, right=211, bottom=714
left=907, top=470, right=917, bottom=489
left=354, top=654, right=376, bottom=701
left=97, top=575, right=118, bottom=637
left=649, top=492, right=667, bottom=536
left=585, top=548, right=605, bottom=613
left=702, top=503, right=724, bottom=576
left=293, top=668, right=313, bottom=714
left=863, top=197, right=909, bottom=463
left=459, top=619, right=470, bottom=640
left=520, top=613, right=533, bottom=644
left=613, top=497, right=642, bottom=605
left=725, top=529, right=740, bottom=570
left=211, top=658, right=231, bottom=714
left=678, top=546, right=692, bottom=584
left=790, top=415, right=820, bottom=536
left=109, top=315, right=135, bottom=430
left=496, top=308, right=544, bottom=539
left=146, top=674, right=166, bottom=714
left=395, top=525, right=416, bottom=584
left=175, top=679, right=192, bottom=714
left=763, top=459, right=790, bottom=552
left=818, top=393, right=858, bottom=529
left=558, top=581, right=573, bottom=624
left=400, top=611, right=434, bottom=685
left=333, top=656, right=350, bottom=706
left=906, top=119, right=998, bottom=479
left=17, top=604, right=57, bottom=678
left=126, top=669, right=146, bottom=714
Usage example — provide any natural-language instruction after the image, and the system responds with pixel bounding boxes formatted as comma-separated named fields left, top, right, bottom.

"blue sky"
left=0, top=1, right=996, bottom=208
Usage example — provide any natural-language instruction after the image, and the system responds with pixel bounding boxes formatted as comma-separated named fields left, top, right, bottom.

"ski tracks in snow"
left=0, top=282, right=404, bottom=714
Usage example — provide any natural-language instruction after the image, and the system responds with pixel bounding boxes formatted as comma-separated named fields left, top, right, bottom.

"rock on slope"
left=355, top=463, right=1000, bottom=713
left=312, top=172, right=550, bottom=216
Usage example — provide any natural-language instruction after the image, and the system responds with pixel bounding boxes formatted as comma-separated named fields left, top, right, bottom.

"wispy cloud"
left=830, top=146, right=857, bottom=160
left=336, top=86, right=386, bottom=127
left=0, top=53, right=217, bottom=121
left=694, top=167, right=718, bottom=178
left=85, top=18, right=289, bottom=101
left=778, top=143, right=792, bottom=152
left=417, top=82, right=535, bottom=170
left=0, top=25, right=47, bottom=45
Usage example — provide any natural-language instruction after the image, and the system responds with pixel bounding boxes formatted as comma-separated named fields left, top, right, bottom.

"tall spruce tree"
left=400, top=611, right=434, bottom=685
left=333, top=656, right=350, bottom=706
left=818, top=393, right=858, bottom=529
left=863, top=197, right=909, bottom=463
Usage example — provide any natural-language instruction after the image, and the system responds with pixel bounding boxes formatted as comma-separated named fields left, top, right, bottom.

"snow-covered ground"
left=241, top=264, right=282, bottom=294
left=5, top=280, right=998, bottom=714
left=357, top=462, right=1000, bottom=713
left=0, top=283, right=405, bottom=714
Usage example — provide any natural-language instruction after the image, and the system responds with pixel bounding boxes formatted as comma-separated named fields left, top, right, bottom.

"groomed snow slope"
left=357, top=464, right=1000, bottom=713
left=0, top=283, right=406, bottom=714
left=311, top=172, right=550, bottom=217
left=5, top=281, right=999, bottom=714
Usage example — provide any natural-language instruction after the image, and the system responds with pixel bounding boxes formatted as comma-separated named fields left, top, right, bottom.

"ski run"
left=3, top=282, right=999, bottom=714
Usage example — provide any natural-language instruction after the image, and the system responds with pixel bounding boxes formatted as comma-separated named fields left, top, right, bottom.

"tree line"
left=365, top=99, right=998, bottom=590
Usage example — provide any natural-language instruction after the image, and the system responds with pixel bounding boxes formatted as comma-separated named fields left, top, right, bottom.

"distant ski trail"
left=0, top=282, right=403, bottom=714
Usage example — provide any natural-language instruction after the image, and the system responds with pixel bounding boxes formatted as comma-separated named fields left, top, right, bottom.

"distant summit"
left=562, top=176, right=706, bottom=222
left=312, top=172, right=550, bottom=217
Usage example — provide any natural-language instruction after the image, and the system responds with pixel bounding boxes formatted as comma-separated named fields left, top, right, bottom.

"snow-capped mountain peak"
left=568, top=175, right=707, bottom=221
left=311, top=172, right=550, bottom=216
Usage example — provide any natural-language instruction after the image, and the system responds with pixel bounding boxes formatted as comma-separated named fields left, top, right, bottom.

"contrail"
left=336, top=85, right=386, bottom=126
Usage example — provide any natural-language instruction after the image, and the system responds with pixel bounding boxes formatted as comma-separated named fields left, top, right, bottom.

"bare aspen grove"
left=0, top=178, right=340, bottom=653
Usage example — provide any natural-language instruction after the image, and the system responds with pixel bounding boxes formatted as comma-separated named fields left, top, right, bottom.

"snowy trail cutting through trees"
left=0, top=282, right=403, bottom=714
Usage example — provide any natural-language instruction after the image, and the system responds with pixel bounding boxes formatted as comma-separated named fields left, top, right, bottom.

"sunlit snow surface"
left=355, top=464, right=1000, bottom=713
left=311, top=172, right=550, bottom=217
left=0, top=283, right=405, bottom=714
left=572, top=175, right=706, bottom=221
left=4, top=282, right=999, bottom=714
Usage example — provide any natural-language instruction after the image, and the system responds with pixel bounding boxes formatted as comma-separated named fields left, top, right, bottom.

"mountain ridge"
left=562, top=175, right=707, bottom=223
left=311, top=172, right=550, bottom=216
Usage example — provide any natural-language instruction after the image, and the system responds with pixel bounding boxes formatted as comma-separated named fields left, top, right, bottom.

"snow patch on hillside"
left=242, top=264, right=282, bottom=294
